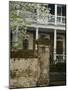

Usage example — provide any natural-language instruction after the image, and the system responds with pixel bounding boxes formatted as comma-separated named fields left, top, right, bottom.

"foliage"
left=9, top=1, right=50, bottom=49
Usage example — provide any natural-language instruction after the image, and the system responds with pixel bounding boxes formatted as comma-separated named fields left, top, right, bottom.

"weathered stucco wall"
left=37, top=45, right=50, bottom=86
left=10, top=45, right=50, bottom=88
left=28, top=32, right=33, bottom=50
left=10, top=58, right=40, bottom=88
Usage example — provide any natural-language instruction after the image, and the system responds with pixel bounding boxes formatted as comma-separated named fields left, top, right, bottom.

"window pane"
left=57, top=41, right=63, bottom=54
left=48, top=4, right=55, bottom=15
left=57, top=6, right=61, bottom=16
left=23, top=39, right=29, bottom=49
left=62, top=5, right=66, bottom=16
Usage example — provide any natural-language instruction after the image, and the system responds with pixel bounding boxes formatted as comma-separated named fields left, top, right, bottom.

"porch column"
left=53, top=4, right=57, bottom=62
left=55, top=4, right=57, bottom=24
left=36, top=27, right=39, bottom=40
left=35, top=27, right=39, bottom=50
left=63, top=37, right=65, bottom=61
left=54, top=30, right=57, bottom=61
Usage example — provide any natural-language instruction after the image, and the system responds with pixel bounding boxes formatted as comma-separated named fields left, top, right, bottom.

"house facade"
left=10, top=3, right=66, bottom=64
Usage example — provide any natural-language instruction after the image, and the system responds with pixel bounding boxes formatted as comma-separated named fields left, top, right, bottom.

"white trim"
left=26, top=24, right=66, bottom=30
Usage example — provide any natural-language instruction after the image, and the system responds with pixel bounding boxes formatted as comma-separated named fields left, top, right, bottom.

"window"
left=56, top=35, right=63, bottom=54
left=57, top=6, right=61, bottom=16
left=62, top=5, right=66, bottom=16
left=23, top=39, right=29, bottom=50
left=48, top=4, right=55, bottom=15
left=57, top=5, right=66, bottom=16
left=57, top=40, right=63, bottom=54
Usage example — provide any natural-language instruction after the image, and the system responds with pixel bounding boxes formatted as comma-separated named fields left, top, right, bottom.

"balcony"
left=22, top=12, right=66, bottom=26
left=10, top=11, right=66, bottom=28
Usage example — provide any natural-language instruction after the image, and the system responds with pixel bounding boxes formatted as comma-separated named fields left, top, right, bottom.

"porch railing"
left=54, top=54, right=66, bottom=64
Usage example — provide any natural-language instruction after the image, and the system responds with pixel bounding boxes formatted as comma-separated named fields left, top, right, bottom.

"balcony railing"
left=48, top=15, right=55, bottom=24
left=21, top=12, right=66, bottom=25
left=54, top=54, right=66, bottom=64
left=10, top=11, right=66, bottom=26
left=57, top=16, right=66, bottom=25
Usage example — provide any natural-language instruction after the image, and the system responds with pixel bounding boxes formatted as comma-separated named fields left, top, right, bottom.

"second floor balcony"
left=10, top=11, right=66, bottom=29
left=24, top=12, right=66, bottom=26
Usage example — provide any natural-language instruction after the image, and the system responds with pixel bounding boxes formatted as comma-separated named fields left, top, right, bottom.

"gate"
left=36, top=38, right=50, bottom=86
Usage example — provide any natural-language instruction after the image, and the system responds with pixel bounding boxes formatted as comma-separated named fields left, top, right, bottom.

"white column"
left=36, top=27, right=39, bottom=40
left=63, top=37, right=65, bottom=61
left=35, top=27, right=39, bottom=50
left=36, top=3, right=39, bottom=50
left=55, top=4, right=57, bottom=25
left=36, top=4, right=39, bottom=40
left=54, top=30, right=57, bottom=61
left=53, top=4, right=57, bottom=62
